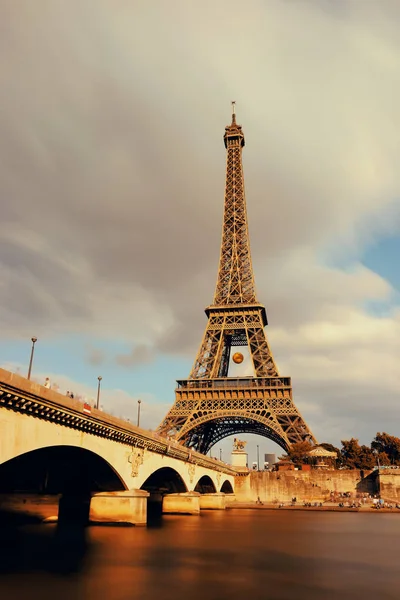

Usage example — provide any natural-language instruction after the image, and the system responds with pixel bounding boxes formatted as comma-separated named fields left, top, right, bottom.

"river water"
left=0, top=509, right=399, bottom=600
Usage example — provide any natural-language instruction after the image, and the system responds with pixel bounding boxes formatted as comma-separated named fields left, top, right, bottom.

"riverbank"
left=227, top=502, right=400, bottom=513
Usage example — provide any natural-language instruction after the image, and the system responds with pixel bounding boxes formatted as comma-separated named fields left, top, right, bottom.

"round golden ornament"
left=232, top=352, right=244, bottom=364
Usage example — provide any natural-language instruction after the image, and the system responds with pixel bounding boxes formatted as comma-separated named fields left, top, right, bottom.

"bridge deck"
left=0, top=368, right=235, bottom=475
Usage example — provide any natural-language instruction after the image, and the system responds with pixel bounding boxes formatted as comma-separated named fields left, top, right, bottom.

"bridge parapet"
left=0, top=368, right=235, bottom=476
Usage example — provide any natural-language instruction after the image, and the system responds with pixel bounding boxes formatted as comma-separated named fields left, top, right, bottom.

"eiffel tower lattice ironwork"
left=157, top=103, right=317, bottom=454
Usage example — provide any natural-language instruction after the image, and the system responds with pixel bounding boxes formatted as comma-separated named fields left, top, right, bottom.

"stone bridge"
left=0, top=369, right=236, bottom=525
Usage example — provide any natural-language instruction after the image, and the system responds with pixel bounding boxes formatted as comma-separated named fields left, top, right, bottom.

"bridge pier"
left=162, top=492, right=200, bottom=515
left=225, top=493, right=236, bottom=506
left=90, top=490, right=149, bottom=526
left=199, top=492, right=226, bottom=510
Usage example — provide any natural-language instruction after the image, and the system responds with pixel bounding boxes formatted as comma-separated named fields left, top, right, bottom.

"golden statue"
left=233, top=438, right=247, bottom=452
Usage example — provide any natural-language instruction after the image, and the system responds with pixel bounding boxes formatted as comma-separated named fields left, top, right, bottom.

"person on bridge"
left=44, top=377, right=51, bottom=389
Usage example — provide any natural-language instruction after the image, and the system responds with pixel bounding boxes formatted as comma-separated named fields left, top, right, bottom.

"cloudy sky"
left=1, top=1, right=399, bottom=462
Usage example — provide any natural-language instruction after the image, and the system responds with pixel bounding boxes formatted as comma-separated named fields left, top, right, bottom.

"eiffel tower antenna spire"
left=157, top=107, right=316, bottom=454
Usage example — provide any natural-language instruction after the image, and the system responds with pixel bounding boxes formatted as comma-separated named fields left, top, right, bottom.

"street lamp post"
left=373, top=449, right=380, bottom=470
left=27, top=337, right=37, bottom=380
left=219, top=448, right=222, bottom=461
left=137, top=399, right=142, bottom=427
left=257, top=444, right=260, bottom=471
left=96, top=376, right=102, bottom=409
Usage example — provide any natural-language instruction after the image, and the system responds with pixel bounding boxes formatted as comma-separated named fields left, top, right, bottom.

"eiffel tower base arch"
left=158, top=377, right=315, bottom=454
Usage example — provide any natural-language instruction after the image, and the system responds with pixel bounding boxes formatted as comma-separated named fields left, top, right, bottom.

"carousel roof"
left=308, top=446, right=337, bottom=458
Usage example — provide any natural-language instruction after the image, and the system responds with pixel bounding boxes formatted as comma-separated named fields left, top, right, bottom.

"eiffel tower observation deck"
left=157, top=104, right=316, bottom=454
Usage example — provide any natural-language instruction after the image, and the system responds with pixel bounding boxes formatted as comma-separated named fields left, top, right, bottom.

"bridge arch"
left=140, top=467, right=187, bottom=494
left=194, top=475, right=216, bottom=494
left=0, top=445, right=127, bottom=494
left=220, top=479, right=234, bottom=493
left=178, top=413, right=291, bottom=454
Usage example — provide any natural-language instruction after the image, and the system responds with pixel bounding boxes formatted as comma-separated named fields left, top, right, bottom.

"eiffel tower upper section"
left=157, top=104, right=316, bottom=453
left=213, top=103, right=257, bottom=307
left=189, top=102, right=277, bottom=381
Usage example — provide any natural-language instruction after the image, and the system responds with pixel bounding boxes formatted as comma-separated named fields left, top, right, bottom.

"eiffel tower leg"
left=196, top=422, right=214, bottom=454
left=247, top=326, right=279, bottom=377
left=277, top=414, right=316, bottom=446
left=218, top=334, right=232, bottom=378
left=190, top=328, right=222, bottom=379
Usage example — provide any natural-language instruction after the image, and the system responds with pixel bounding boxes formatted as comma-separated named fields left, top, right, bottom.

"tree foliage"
left=376, top=451, right=391, bottom=466
left=338, top=433, right=400, bottom=469
left=280, top=441, right=313, bottom=467
left=371, top=433, right=400, bottom=465
left=340, top=438, right=375, bottom=470
left=277, top=432, right=400, bottom=471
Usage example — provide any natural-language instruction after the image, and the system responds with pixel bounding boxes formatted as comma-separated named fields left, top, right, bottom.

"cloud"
left=86, top=346, right=106, bottom=366
left=115, top=344, right=155, bottom=368
left=0, top=1, right=400, bottom=445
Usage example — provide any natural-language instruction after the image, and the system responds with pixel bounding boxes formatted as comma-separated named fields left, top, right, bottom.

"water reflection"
left=1, top=510, right=400, bottom=600
left=0, top=509, right=88, bottom=576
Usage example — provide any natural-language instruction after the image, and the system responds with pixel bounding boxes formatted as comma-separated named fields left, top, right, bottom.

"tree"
left=280, top=441, right=313, bottom=467
left=340, top=438, right=360, bottom=469
left=320, top=443, right=340, bottom=454
left=340, top=438, right=375, bottom=470
left=357, top=445, right=376, bottom=470
left=376, top=451, right=391, bottom=466
left=371, top=433, right=400, bottom=465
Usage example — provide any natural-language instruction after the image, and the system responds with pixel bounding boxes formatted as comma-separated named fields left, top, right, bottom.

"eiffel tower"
left=157, top=103, right=316, bottom=454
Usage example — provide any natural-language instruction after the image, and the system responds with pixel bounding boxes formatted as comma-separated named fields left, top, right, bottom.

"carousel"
left=307, top=446, right=337, bottom=469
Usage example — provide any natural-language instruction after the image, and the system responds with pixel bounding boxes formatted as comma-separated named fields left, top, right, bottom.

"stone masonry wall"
left=234, top=469, right=378, bottom=503
left=378, top=471, right=400, bottom=501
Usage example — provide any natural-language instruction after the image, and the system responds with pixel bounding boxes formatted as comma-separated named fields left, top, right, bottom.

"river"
left=0, top=509, right=399, bottom=600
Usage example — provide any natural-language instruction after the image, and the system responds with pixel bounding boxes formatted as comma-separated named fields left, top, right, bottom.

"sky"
left=1, top=1, right=400, bottom=465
